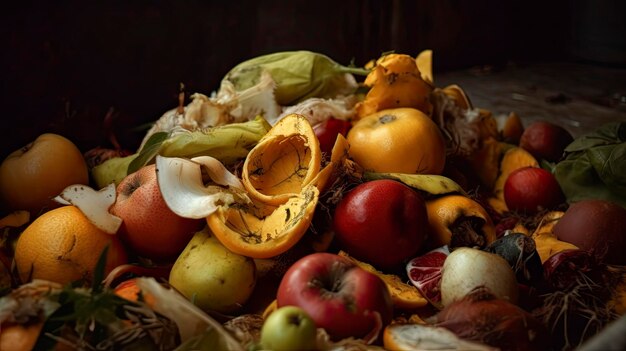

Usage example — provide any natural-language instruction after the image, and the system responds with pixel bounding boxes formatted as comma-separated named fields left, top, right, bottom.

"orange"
left=206, top=184, right=319, bottom=259
left=0, top=322, right=43, bottom=351
left=347, top=108, right=446, bottom=175
left=14, top=205, right=128, bottom=285
left=242, top=113, right=321, bottom=206
left=0, top=133, right=89, bottom=216
left=114, top=278, right=156, bottom=307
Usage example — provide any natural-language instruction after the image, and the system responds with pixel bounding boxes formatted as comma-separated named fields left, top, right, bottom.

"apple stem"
left=20, top=142, right=34, bottom=154
left=378, top=114, right=396, bottom=125
left=288, top=314, right=303, bottom=326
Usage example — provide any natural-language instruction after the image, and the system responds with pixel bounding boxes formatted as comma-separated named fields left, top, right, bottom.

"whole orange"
left=14, top=205, right=128, bottom=285
left=0, top=133, right=89, bottom=216
left=0, top=322, right=43, bottom=351
left=347, top=108, right=446, bottom=174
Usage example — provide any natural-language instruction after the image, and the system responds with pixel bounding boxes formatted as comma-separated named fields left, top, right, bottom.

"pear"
left=169, top=226, right=257, bottom=313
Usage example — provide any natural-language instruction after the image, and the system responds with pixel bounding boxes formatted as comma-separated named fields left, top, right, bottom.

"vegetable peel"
left=155, top=155, right=249, bottom=219
left=53, top=183, right=122, bottom=235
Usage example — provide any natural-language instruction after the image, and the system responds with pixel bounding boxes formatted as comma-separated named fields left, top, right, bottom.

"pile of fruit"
left=1, top=50, right=625, bottom=351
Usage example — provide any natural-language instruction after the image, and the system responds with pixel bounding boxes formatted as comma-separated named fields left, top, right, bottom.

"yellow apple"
left=0, top=133, right=89, bottom=216
left=347, top=108, right=446, bottom=174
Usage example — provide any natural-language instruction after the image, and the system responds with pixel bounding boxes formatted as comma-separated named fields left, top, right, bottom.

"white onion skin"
left=440, top=247, right=519, bottom=307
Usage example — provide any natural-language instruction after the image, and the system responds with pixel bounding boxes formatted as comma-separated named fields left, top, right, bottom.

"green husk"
left=554, top=122, right=626, bottom=208
left=158, top=116, right=272, bottom=162
left=91, top=117, right=272, bottom=189
left=223, top=50, right=369, bottom=105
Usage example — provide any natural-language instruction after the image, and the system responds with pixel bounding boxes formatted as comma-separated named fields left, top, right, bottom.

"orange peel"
left=207, top=184, right=319, bottom=259
left=242, top=114, right=321, bottom=206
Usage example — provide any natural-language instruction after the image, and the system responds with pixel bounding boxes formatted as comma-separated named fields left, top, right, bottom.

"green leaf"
left=554, top=122, right=626, bottom=208
left=128, top=131, right=170, bottom=174
left=564, top=122, right=626, bottom=152
left=223, top=51, right=368, bottom=105
left=92, top=245, right=110, bottom=294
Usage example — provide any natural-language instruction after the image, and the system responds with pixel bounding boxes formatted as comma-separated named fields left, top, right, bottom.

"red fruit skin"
left=333, top=179, right=429, bottom=271
left=276, top=252, right=393, bottom=341
left=553, top=200, right=626, bottom=265
left=519, top=121, right=573, bottom=162
left=313, top=117, right=351, bottom=155
left=110, top=165, right=204, bottom=261
left=504, top=167, right=564, bottom=214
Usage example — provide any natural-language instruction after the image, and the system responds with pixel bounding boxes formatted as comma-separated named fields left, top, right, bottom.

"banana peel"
left=529, top=211, right=579, bottom=263
left=415, top=49, right=433, bottom=85
left=356, top=53, right=433, bottom=119
left=361, top=171, right=465, bottom=197
left=338, top=251, right=428, bottom=310
left=466, top=138, right=512, bottom=190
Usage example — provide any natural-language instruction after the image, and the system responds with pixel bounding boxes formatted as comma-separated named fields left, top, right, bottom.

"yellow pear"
left=169, top=226, right=257, bottom=313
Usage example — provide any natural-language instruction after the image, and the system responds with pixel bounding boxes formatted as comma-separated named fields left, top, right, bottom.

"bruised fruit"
left=519, top=121, right=573, bottom=162
left=553, top=199, right=626, bottom=265
left=425, top=194, right=496, bottom=250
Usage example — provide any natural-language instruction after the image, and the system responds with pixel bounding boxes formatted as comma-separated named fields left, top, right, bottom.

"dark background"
left=2, top=0, right=625, bottom=159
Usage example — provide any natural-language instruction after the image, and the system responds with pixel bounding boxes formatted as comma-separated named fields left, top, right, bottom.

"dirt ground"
left=437, top=61, right=626, bottom=138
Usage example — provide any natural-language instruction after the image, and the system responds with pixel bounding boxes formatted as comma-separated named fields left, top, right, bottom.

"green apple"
left=260, top=306, right=318, bottom=351
left=169, top=227, right=257, bottom=313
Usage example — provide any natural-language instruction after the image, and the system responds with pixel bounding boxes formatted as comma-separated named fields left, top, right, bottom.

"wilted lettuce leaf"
left=554, top=122, right=626, bottom=208
left=223, top=50, right=368, bottom=105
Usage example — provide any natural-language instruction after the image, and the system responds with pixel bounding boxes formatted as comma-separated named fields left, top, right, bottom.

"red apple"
left=110, top=164, right=203, bottom=261
left=313, top=117, right=351, bottom=155
left=333, top=179, right=428, bottom=271
left=276, top=252, right=393, bottom=341
left=504, top=167, right=565, bottom=214
left=519, top=121, right=573, bottom=162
